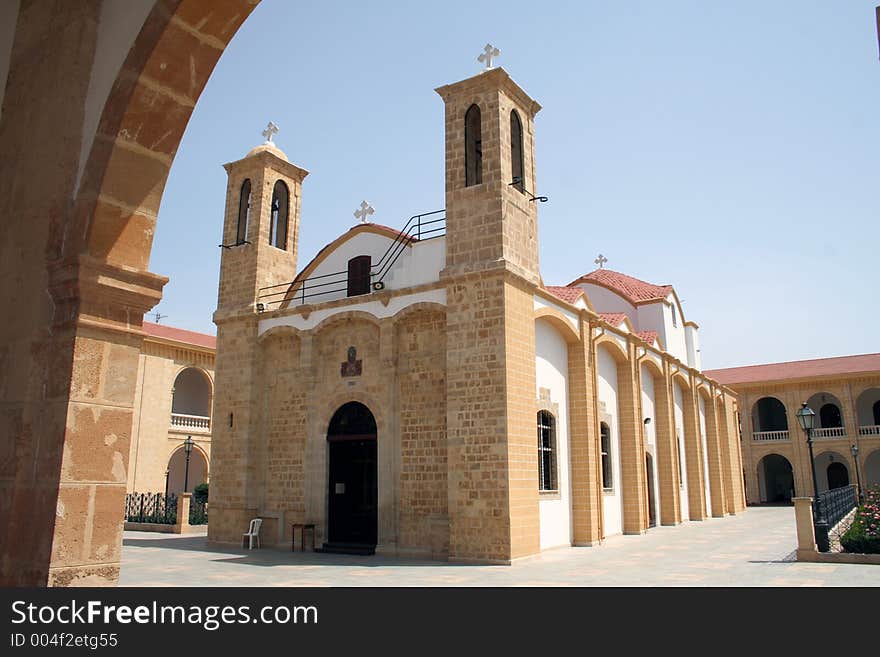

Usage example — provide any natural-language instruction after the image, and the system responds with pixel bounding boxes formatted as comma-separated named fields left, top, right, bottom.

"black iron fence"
left=125, top=492, right=177, bottom=524
left=815, top=485, right=858, bottom=552
left=189, top=499, right=208, bottom=525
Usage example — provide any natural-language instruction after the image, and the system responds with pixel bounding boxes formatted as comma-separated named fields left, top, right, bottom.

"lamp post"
left=796, top=402, right=829, bottom=551
left=851, top=444, right=863, bottom=502
left=164, top=469, right=169, bottom=497
left=183, top=435, right=194, bottom=493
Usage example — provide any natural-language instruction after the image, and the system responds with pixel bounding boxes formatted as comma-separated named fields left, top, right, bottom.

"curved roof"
left=569, top=269, right=673, bottom=305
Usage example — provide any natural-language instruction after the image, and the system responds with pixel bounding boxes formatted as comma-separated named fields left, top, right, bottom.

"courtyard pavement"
left=119, top=506, right=880, bottom=586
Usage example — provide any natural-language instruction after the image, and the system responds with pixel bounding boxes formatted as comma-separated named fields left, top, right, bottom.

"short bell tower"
left=216, top=125, right=308, bottom=317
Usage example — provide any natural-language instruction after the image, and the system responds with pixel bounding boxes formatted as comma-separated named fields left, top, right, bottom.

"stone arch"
left=815, top=450, right=850, bottom=493
left=865, top=449, right=880, bottom=487
left=855, top=388, right=880, bottom=429
left=171, top=367, right=212, bottom=418
left=805, top=391, right=844, bottom=430
left=389, top=301, right=447, bottom=327
left=257, top=324, right=300, bottom=343
left=638, top=357, right=678, bottom=525
left=757, top=453, right=795, bottom=503
left=534, top=307, right=580, bottom=345
left=72, top=1, right=260, bottom=269
left=0, top=1, right=264, bottom=586
left=751, top=396, right=788, bottom=433
left=312, top=310, right=382, bottom=336
left=166, top=442, right=209, bottom=496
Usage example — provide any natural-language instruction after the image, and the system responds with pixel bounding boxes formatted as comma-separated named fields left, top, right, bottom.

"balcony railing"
left=170, top=413, right=211, bottom=433
left=859, top=425, right=880, bottom=436
left=812, top=427, right=846, bottom=439
left=753, top=430, right=790, bottom=442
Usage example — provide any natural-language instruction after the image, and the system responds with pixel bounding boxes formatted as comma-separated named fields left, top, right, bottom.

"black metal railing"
left=189, top=499, right=208, bottom=525
left=125, top=492, right=178, bottom=525
left=814, top=485, right=858, bottom=552
left=256, top=209, right=445, bottom=310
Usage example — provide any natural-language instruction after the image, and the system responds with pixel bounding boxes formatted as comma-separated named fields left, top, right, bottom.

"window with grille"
left=537, top=411, right=557, bottom=492
left=600, top=422, right=613, bottom=491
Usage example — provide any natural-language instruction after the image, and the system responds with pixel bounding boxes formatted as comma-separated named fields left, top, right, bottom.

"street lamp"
left=851, top=444, right=863, bottom=502
left=796, top=402, right=828, bottom=551
left=164, top=468, right=170, bottom=497
left=183, top=435, right=194, bottom=493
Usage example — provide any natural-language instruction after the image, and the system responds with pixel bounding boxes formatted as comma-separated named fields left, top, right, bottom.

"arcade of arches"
left=706, top=359, right=880, bottom=506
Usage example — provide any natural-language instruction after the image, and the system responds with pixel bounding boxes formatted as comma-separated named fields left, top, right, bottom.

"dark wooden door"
left=328, top=437, right=377, bottom=546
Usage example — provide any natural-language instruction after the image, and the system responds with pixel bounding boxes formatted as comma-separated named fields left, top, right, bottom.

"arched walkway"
left=325, top=402, right=378, bottom=552
left=826, top=462, right=849, bottom=490
left=757, top=454, right=794, bottom=503
left=167, top=445, right=208, bottom=495
left=816, top=451, right=849, bottom=493
left=864, top=450, right=880, bottom=487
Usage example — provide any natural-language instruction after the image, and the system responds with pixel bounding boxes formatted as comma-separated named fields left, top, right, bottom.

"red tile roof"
left=637, top=330, right=659, bottom=345
left=143, top=321, right=216, bottom=350
left=598, top=312, right=628, bottom=326
left=569, top=269, right=673, bottom=305
left=704, top=353, right=880, bottom=386
left=545, top=286, right=585, bottom=304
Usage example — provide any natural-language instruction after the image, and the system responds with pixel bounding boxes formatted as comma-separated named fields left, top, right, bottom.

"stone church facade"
left=208, top=66, right=747, bottom=562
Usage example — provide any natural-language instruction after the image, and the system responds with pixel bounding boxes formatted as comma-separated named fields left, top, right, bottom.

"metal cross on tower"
left=261, top=121, right=279, bottom=143
left=478, top=43, right=500, bottom=70
left=594, top=254, right=608, bottom=269
left=354, top=200, right=375, bottom=224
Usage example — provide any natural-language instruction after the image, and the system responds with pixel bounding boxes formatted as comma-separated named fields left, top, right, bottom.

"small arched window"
left=464, top=104, right=482, bottom=187
left=236, top=179, right=251, bottom=245
left=600, top=422, right=613, bottom=491
left=510, top=110, right=524, bottom=193
left=537, top=411, right=557, bottom=491
left=269, top=180, right=289, bottom=250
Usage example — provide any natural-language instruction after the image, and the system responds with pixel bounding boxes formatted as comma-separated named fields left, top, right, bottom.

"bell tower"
left=435, top=63, right=541, bottom=284
left=437, top=58, right=543, bottom=563
left=210, top=127, right=307, bottom=545
left=216, top=126, right=308, bottom=317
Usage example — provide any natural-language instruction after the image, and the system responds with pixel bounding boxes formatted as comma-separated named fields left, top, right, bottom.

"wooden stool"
left=291, top=523, right=316, bottom=552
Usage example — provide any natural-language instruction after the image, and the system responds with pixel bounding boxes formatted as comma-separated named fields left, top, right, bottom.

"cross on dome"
left=261, top=121, right=279, bottom=143
left=354, top=200, right=375, bottom=224
left=478, top=43, right=500, bottom=70
left=594, top=254, right=608, bottom=269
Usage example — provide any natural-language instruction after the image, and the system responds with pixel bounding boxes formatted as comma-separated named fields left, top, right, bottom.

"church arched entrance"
left=758, top=454, right=794, bottom=503
left=325, top=402, right=378, bottom=552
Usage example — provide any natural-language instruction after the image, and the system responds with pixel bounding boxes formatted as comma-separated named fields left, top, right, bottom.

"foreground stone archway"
left=0, top=0, right=261, bottom=586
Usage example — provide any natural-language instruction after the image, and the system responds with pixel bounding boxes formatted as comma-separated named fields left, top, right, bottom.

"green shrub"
left=193, top=482, right=209, bottom=503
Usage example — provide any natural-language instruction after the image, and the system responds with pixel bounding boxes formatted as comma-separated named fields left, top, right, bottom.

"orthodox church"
left=207, top=61, right=747, bottom=562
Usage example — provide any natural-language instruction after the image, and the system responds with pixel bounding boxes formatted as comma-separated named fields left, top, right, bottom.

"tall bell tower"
left=210, top=126, right=308, bottom=545
left=437, top=56, right=543, bottom=563
left=216, top=126, right=308, bottom=316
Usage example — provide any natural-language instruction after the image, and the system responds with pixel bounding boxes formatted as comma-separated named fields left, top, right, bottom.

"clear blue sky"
left=151, top=0, right=880, bottom=369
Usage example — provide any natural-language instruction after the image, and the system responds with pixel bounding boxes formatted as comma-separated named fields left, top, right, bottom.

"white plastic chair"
left=242, top=518, right=262, bottom=549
